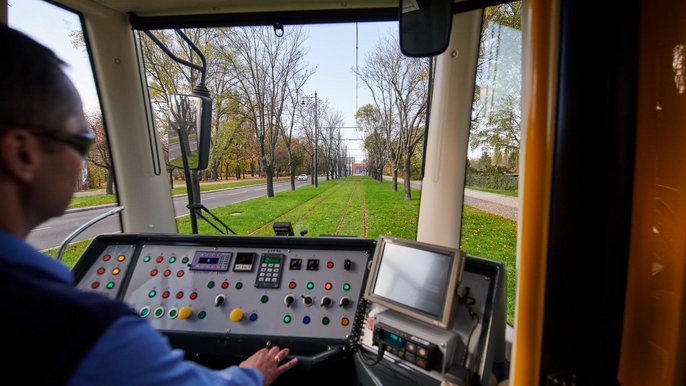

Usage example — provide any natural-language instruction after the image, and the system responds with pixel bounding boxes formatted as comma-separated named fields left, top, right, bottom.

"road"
left=385, top=176, right=518, bottom=221
left=27, top=180, right=309, bottom=251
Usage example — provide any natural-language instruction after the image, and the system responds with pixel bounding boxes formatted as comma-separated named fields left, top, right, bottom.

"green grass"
left=460, top=206, right=518, bottom=324
left=69, top=194, right=117, bottom=208
left=57, top=175, right=518, bottom=323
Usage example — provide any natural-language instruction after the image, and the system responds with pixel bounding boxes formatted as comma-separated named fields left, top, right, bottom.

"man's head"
left=0, top=25, right=91, bottom=237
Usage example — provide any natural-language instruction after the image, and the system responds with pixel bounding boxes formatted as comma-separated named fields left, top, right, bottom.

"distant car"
left=297, top=174, right=308, bottom=181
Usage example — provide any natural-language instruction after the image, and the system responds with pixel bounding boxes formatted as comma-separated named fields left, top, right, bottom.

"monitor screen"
left=364, top=236, right=465, bottom=329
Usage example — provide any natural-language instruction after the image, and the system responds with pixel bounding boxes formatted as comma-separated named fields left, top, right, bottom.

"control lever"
left=56, top=206, right=124, bottom=262
left=286, top=345, right=345, bottom=370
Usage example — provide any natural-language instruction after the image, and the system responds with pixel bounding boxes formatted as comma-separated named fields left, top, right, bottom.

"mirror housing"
left=399, top=0, right=453, bottom=57
left=167, top=93, right=212, bottom=170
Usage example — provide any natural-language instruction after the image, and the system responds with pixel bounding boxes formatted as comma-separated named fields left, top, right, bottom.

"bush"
left=466, top=174, right=518, bottom=191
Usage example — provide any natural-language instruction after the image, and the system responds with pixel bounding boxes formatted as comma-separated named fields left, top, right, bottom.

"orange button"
left=112, top=268, right=121, bottom=275
left=97, top=267, right=105, bottom=275
left=117, top=255, right=126, bottom=262
left=324, top=282, right=333, bottom=291
left=341, top=317, right=350, bottom=326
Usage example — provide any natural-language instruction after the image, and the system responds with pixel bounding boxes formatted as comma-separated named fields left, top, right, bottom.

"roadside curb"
left=66, top=203, right=118, bottom=213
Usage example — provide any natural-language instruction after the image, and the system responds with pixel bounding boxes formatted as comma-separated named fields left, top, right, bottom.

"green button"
left=322, top=316, right=330, bottom=325
left=235, top=282, right=243, bottom=290
left=169, top=256, right=176, bottom=264
left=139, top=307, right=150, bottom=317
left=182, top=256, right=190, bottom=264
left=260, top=295, right=269, bottom=303
left=106, top=282, right=115, bottom=289
left=168, top=309, right=178, bottom=318
left=207, top=281, right=215, bottom=288
left=154, top=308, right=164, bottom=317
left=148, top=290, right=157, bottom=298
left=144, top=255, right=151, bottom=262
left=307, top=282, right=314, bottom=290
left=343, top=283, right=351, bottom=291
left=198, top=311, right=207, bottom=319
left=283, top=315, right=292, bottom=324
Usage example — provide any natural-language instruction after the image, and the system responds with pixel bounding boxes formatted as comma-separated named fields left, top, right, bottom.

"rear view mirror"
left=399, top=0, right=453, bottom=57
left=167, top=93, right=212, bottom=170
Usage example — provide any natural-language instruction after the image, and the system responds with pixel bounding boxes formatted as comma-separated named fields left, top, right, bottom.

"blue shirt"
left=0, top=230, right=263, bottom=386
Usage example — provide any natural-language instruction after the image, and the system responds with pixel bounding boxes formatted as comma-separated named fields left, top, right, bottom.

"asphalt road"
left=27, top=179, right=309, bottom=251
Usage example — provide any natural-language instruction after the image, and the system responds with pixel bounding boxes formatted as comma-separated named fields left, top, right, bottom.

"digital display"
left=372, top=242, right=453, bottom=318
left=198, top=257, right=219, bottom=264
left=382, top=330, right=406, bottom=348
left=233, top=252, right=256, bottom=272
left=190, top=251, right=232, bottom=272
left=262, top=256, right=281, bottom=264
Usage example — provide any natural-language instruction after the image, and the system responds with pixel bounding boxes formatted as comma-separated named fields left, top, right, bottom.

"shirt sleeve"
left=68, top=315, right=264, bottom=386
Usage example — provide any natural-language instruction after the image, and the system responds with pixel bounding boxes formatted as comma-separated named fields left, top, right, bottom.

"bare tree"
left=222, top=26, right=312, bottom=197
left=357, top=36, right=429, bottom=199
left=356, top=104, right=386, bottom=182
left=85, top=112, right=115, bottom=194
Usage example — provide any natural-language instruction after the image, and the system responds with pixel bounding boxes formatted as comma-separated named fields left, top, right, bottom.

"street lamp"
left=301, top=91, right=318, bottom=188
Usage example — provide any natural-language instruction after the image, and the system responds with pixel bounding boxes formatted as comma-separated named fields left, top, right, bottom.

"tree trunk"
left=403, top=155, right=412, bottom=200
left=106, top=165, right=114, bottom=195
left=235, top=165, right=241, bottom=180
left=392, top=168, right=398, bottom=192
left=266, top=166, right=275, bottom=197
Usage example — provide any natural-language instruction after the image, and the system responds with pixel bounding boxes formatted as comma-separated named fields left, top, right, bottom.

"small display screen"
left=262, top=255, right=281, bottom=264
left=236, top=253, right=256, bottom=265
left=382, top=330, right=406, bottom=348
left=373, top=243, right=451, bottom=318
left=198, top=257, right=219, bottom=264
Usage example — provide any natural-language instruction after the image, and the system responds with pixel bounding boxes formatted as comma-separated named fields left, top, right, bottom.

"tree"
left=85, top=112, right=115, bottom=194
left=470, top=2, right=522, bottom=172
left=357, top=35, right=429, bottom=199
left=222, top=26, right=312, bottom=197
left=356, top=104, right=386, bottom=182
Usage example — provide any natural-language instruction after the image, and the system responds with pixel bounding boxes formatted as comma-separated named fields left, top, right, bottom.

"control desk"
left=73, top=233, right=507, bottom=386
left=74, top=233, right=375, bottom=368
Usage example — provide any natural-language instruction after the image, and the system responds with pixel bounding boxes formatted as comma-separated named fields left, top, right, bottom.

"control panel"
left=73, top=234, right=375, bottom=355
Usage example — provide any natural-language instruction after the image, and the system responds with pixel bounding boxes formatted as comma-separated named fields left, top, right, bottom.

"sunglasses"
left=32, top=130, right=95, bottom=157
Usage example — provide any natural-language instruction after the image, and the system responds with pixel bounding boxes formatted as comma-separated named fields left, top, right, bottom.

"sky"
left=8, top=0, right=398, bottom=163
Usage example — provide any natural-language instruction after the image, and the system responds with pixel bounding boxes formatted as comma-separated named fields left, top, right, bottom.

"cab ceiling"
left=80, top=0, right=398, bottom=29
left=86, top=0, right=397, bottom=17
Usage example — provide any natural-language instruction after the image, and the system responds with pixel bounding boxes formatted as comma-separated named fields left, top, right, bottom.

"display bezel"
left=363, top=236, right=465, bottom=329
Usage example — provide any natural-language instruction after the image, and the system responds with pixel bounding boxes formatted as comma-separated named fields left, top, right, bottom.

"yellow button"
left=178, top=306, right=192, bottom=320
left=229, top=308, right=244, bottom=322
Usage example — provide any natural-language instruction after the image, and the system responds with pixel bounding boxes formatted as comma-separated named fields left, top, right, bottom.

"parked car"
left=297, top=174, right=308, bottom=181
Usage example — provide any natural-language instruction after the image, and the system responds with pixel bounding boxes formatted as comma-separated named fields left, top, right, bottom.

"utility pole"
left=302, top=91, right=319, bottom=188
left=314, top=91, right=318, bottom=188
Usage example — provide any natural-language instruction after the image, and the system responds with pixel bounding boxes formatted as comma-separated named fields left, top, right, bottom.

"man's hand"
left=240, top=346, right=299, bottom=386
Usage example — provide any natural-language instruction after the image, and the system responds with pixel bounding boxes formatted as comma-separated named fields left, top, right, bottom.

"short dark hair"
left=0, top=25, right=83, bottom=134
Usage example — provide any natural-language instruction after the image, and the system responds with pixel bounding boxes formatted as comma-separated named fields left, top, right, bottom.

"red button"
left=150, top=269, right=159, bottom=276
left=190, top=292, right=198, bottom=300
left=163, top=269, right=171, bottom=277
left=221, top=281, right=229, bottom=289
left=156, top=256, right=164, bottom=263
left=176, top=270, right=184, bottom=277
left=91, top=281, right=100, bottom=289
left=326, top=261, right=334, bottom=269
left=176, top=291, right=184, bottom=299
left=289, top=281, right=296, bottom=289
left=102, top=255, right=111, bottom=261
left=162, top=290, right=170, bottom=299
left=96, top=267, right=105, bottom=275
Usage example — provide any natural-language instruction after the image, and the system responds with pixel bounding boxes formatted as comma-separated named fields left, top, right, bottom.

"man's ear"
left=0, top=130, right=42, bottom=183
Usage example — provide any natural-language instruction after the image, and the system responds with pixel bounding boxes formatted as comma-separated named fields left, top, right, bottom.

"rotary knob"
left=284, top=294, right=295, bottom=308
left=339, top=296, right=351, bottom=308
left=320, top=296, right=332, bottom=308
left=302, top=295, right=314, bottom=307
